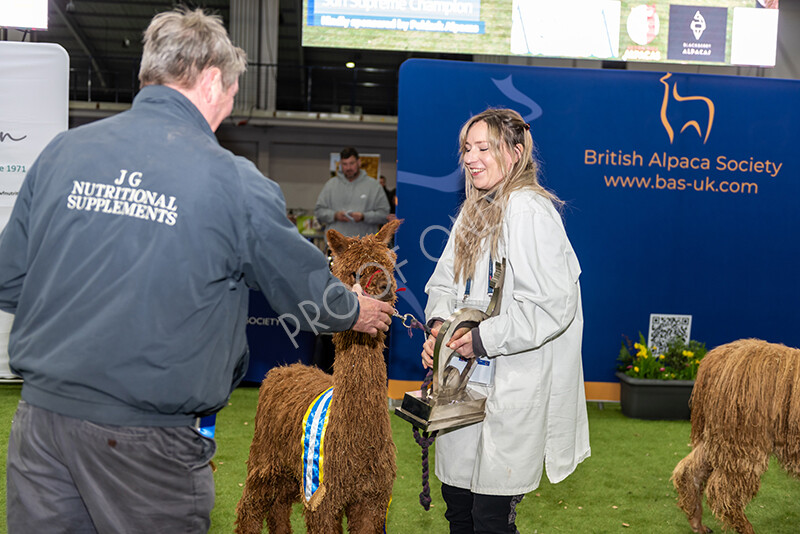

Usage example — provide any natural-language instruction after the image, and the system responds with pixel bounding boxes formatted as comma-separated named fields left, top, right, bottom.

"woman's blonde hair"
left=139, top=7, right=246, bottom=90
left=453, top=108, right=561, bottom=284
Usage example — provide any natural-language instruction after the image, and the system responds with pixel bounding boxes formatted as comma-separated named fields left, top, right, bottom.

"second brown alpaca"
left=672, top=338, right=800, bottom=534
left=235, top=219, right=400, bottom=534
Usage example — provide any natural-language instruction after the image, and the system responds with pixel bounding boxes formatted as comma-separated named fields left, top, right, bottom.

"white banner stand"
left=0, top=41, right=69, bottom=379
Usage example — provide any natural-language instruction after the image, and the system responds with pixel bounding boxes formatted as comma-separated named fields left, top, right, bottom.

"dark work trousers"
left=6, top=400, right=216, bottom=534
left=441, top=483, right=524, bottom=534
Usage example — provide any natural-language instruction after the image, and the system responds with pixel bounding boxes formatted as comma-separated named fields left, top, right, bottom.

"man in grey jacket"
left=314, top=147, right=390, bottom=237
left=0, top=8, right=392, bottom=533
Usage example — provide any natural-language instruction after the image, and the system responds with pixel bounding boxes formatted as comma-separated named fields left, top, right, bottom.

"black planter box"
left=616, top=372, right=694, bottom=420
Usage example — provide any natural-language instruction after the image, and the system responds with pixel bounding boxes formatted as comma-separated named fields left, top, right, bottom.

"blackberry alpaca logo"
left=659, top=73, right=715, bottom=144
left=690, top=11, right=706, bottom=40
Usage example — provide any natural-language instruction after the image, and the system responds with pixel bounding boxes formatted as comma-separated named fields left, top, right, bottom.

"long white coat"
left=425, top=189, right=590, bottom=495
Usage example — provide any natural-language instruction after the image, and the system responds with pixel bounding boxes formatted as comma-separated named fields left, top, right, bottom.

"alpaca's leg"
left=235, top=470, right=273, bottom=534
left=304, top=499, right=344, bottom=534
left=344, top=496, right=391, bottom=534
left=705, top=469, right=758, bottom=534
left=265, top=476, right=300, bottom=534
left=704, top=446, right=768, bottom=534
left=774, top=437, right=800, bottom=479
left=672, top=443, right=713, bottom=534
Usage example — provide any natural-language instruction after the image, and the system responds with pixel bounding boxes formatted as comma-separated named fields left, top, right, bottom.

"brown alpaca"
left=234, top=219, right=400, bottom=534
left=671, top=338, right=800, bottom=534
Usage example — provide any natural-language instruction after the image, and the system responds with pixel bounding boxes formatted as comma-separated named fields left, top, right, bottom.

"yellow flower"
left=659, top=354, right=665, bottom=360
left=642, top=353, right=648, bottom=359
left=683, top=350, right=694, bottom=358
left=634, top=366, right=639, bottom=373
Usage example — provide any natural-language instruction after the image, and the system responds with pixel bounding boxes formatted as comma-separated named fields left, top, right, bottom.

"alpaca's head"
left=326, top=219, right=402, bottom=304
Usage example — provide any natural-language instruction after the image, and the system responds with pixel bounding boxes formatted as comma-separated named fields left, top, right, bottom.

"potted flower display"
left=615, top=334, right=708, bottom=420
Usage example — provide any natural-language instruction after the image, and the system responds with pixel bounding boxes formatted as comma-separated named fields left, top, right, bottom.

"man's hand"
left=350, top=283, right=393, bottom=336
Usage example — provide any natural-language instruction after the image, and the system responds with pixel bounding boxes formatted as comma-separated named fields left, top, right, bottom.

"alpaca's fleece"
left=235, top=219, right=401, bottom=534
left=671, top=338, right=800, bottom=534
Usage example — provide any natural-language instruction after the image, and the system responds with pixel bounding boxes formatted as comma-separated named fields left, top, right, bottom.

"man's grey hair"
left=138, top=7, right=247, bottom=90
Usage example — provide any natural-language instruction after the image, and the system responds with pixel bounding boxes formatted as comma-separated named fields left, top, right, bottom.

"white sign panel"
left=0, top=42, right=69, bottom=378
left=0, top=0, right=48, bottom=30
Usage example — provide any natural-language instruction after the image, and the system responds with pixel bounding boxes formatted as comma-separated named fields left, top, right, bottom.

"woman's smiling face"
left=463, top=120, right=512, bottom=191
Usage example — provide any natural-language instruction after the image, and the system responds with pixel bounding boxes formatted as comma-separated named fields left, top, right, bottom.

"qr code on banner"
left=648, top=314, right=692, bottom=351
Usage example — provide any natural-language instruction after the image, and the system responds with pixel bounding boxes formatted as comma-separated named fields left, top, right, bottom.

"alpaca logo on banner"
left=659, top=72, right=715, bottom=144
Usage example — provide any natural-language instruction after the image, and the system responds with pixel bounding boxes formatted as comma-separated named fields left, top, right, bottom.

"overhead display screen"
left=303, top=1, right=780, bottom=67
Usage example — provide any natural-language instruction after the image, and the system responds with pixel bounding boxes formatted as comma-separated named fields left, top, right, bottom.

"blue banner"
left=244, top=290, right=315, bottom=383
left=389, top=59, right=800, bottom=391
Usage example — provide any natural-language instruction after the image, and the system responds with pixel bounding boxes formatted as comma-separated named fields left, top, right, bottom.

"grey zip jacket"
left=0, top=85, right=358, bottom=427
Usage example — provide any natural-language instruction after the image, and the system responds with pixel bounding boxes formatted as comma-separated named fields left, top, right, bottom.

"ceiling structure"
left=12, top=0, right=466, bottom=116
left=7, top=1, right=799, bottom=115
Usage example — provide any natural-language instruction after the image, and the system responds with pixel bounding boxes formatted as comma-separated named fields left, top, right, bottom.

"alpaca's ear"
left=326, top=228, right=353, bottom=256
left=375, top=219, right=402, bottom=245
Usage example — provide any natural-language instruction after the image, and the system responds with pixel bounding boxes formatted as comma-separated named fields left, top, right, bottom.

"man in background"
left=0, top=8, right=392, bottom=533
left=312, top=149, right=391, bottom=373
left=314, top=147, right=390, bottom=237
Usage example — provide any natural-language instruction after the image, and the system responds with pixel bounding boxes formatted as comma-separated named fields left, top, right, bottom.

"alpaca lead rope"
left=390, top=310, right=437, bottom=510
left=392, top=310, right=431, bottom=338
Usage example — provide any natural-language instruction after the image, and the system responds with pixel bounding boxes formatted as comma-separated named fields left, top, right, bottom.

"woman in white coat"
left=421, top=108, right=590, bottom=533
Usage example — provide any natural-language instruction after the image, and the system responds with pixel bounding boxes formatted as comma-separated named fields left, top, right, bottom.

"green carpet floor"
left=1, top=384, right=797, bottom=533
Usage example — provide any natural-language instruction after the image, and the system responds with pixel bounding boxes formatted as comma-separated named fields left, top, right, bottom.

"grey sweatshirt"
left=314, top=169, right=390, bottom=237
